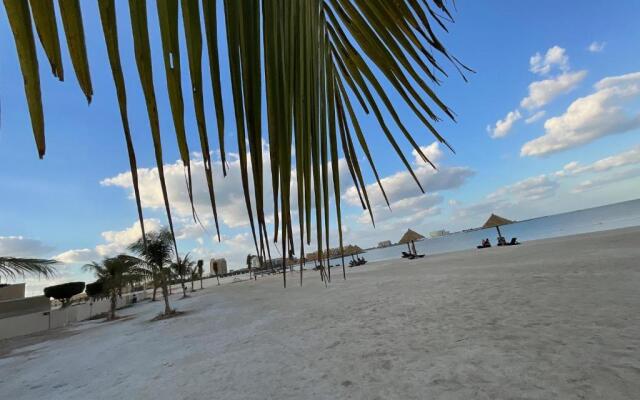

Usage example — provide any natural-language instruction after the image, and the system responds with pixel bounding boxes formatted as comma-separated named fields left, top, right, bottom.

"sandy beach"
left=1, top=227, right=639, bottom=399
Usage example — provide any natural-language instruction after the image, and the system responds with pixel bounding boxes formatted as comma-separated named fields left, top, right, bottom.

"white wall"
left=0, top=291, right=148, bottom=340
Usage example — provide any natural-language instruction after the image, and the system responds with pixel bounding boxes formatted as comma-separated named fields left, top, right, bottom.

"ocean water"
left=327, top=199, right=640, bottom=266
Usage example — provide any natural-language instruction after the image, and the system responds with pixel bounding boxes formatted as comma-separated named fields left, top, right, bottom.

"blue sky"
left=1, top=1, right=639, bottom=295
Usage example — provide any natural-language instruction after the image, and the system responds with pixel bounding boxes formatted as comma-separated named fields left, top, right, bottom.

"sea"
left=323, top=198, right=640, bottom=266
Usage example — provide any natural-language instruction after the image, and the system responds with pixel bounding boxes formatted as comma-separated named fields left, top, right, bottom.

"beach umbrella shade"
left=482, top=214, right=514, bottom=238
left=398, top=229, right=425, bottom=244
left=399, top=229, right=425, bottom=255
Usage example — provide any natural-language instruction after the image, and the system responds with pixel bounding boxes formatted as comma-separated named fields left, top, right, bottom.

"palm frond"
left=0, top=257, right=57, bottom=280
left=2, top=0, right=467, bottom=287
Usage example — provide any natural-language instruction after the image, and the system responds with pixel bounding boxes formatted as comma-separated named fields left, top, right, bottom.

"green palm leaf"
left=0, top=257, right=57, bottom=280
left=2, top=0, right=467, bottom=287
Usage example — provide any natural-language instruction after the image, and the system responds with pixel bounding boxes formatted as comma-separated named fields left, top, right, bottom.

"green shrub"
left=85, top=280, right=105, bottom=300
left=44, top=282, right=85, bottom=307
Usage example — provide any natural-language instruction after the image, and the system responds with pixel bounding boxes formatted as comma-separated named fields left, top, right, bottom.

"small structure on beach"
left=399, top=229, right=425, bottom=244
left=429, top=229, right=450, bottom=238
left=209, top=258, right=228, bottom=276
left=399, top=229, right=425, bottom=255
left=482, top=214, right=514, bottom=238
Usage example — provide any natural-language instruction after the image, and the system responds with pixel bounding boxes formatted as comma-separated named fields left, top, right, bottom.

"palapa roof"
left=399, top=229, right=425, bottom=244
left=482, top=214, right=514, bottom=229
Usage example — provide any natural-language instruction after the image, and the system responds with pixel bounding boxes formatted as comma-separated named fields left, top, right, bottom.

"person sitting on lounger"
left=497, top=237, right=507, bottom=246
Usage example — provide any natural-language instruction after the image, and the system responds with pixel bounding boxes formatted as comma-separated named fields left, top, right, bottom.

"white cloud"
left=355, top=193, right=443, bottom=225
left=487, top=175, right=559, bottom=202
left=343, top=164, right=473, bottom=208
left=595, top=71, right=640, bottom=90
left=95, top=219, right=161, bottom=257
left=411, top=142, right=443, bottom=166
left=573, top=167, right=640, bottom=193
left=54, top=248, right=98, bottom=264
left=0, top=236, right=54, bottom=258
left=102, top=146, right=352, bottom=230
left=530, top=46, right=570, bottom=75
left=451, top=174, right=559, bottom=225
left=588, top=41, right=606, bottom=53
left=487, top=110, right=521, bottom=138
left=343, top=142, right=473, bottom=228
left=520, top=71, right=587, bottom=110
left=525, top=110, right=546, bottom=124
left=490, top=46, right=584, bottom=138
left=556, top=146, right=640, bottom=177
left=102, top=156, right=255, bottom=229
left=521, top=71, right=640, bottom=157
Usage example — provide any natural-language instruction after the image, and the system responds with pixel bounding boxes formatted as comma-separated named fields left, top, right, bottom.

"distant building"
left=0, top=283, right=25, bottom=301
left=0, top=283, right=50, bottom=320
left=377, top=240, right=392, bottom=248
left=429, top=230, right=450, bottom=238
left=209, top=258, right=228, bottom=275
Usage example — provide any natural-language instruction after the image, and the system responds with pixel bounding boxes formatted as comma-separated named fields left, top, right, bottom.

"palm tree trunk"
left=152, top=285, right=157, bottom=301
left=109, top=292, right=117, bottom=320
left=159, top=270, right=172, bottom=315
left=161, top=283, right=171, bottom=315
left=181, top=275, right=187, bottom=298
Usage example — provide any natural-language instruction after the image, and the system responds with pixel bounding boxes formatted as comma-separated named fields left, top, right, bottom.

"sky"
left=1, top=1, right=639, bottom=296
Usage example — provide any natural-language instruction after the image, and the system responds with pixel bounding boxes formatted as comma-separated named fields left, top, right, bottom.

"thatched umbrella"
left=482, top=214, right=514, bottom=238
left=399, top=229, right=425, bottom=254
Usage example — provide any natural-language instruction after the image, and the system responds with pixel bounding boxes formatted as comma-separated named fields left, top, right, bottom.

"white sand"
left=1, top=227, right=639, bottom=399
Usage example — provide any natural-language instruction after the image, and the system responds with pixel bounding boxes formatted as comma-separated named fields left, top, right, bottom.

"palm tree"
left=171, top=253, right=194, bottom=298
left=83, top=255, right=147, bottom=320
left=0, top=257, right=57, bottom=282
left=4, top=1, right=466, bottom=287
left=129, top=229, right=175, bottom=316
left=197, top=260, right=204, bottom=289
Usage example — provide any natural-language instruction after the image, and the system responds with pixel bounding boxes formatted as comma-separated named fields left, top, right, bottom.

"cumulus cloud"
left=102, top=147, right=352, bottom=230
left=588, top=41, right=606, bottom=53
left=411, top=142, right=443, bottom=166
left=451, top=174, right=559, bottom=224
left=343, top=142, right=473, bottom=227
left=530, top=46, right=570, bottom=75
left=525, top=110, right=546, bottom=124
left=490, top=46, right=584, bottom=139
left=556, top=145, right=640, bottom=177
left=520, top=70, right=587, bottom=110
left=95, top=219, right=161, bottom=257
left=487, top=175, right=559, bottom=202
left=487, top=110, right=522, bottom=138
left=521, top=71, right=640, bottom=157
left=101, top=154, right=258, bottom=229
left=573, top=167, right=640, bottom=193
left=0, top=236, right=54, bottom=258
left=53, top=248, right=98, bottom=264
left=343, top=164, right=473, bottom=208
left=355, top=193, right=443, bottom=225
